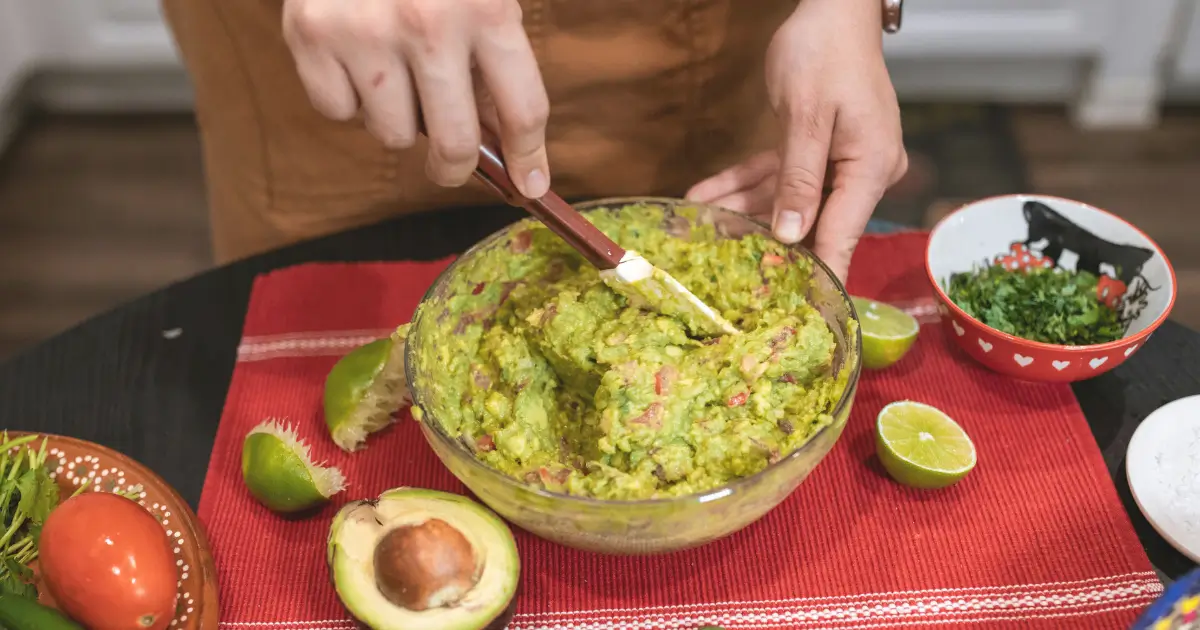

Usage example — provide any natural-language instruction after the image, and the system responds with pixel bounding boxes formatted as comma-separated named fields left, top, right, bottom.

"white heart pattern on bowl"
left=1013, top=354, right=1033, bottom=367
left=978, top=339, right=993, bottom=353
left=951, top=320, right=965, bottom=337
left=1090, top=356, right=1109, bottom=369
left=1124, top=344, right=1138, bottom=357
left=1052, top=360, right=1071, bottom=371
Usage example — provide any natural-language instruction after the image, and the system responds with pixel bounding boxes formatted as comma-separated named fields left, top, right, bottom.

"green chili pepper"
left=0, top=594, right=85, bottom=630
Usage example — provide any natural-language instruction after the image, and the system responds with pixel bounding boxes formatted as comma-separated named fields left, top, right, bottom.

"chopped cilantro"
left=946, top=265, right=1125, bottom=345
left=0, top=433, right=59, bottom=598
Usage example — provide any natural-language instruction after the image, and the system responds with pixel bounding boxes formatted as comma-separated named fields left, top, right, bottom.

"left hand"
left=685, top=0, right=907, bottom=281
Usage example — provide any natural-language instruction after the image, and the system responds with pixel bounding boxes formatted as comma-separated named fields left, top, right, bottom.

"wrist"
left=798, top=0, right=884, bottom=31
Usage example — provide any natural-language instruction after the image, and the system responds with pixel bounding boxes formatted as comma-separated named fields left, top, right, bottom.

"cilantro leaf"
left=0, top=435, right=61, bottom=602
left=947, top=265, right=1125, bottom=345
left=0, top=559, right=36, bottom=598
left=15, top=467, right=58, bottom=527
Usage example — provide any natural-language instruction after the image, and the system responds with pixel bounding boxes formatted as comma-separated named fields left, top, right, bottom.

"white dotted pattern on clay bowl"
left=7, top=434, right=214, bottom=630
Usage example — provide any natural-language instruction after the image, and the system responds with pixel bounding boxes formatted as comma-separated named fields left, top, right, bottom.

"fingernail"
left=524, top=169, right=549, bottom=198
left=774, top=210, right=805, bottom=243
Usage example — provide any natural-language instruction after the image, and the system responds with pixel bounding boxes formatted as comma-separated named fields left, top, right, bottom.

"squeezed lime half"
left=324, top=324, right=412, bottom=452
left=242, top=419, right=346, bottom=513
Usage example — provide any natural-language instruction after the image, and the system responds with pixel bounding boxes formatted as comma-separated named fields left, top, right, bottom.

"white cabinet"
left=17, top=0, right=1129, bottom=71
left=1073, top=0, right=1182, bottom=127
left=0, top=0, right=1194, bottom=127
left=1172, top=1, right=1200, bottom=87
left=883, top=0, right=1117, bottom=58
left=0, top=0, right=36, bottom=100
left=880, top=0, right=1187, bottom=128
left=27, top=0, right=180, bottom=68
left=0, top=0, right=37, bottom=151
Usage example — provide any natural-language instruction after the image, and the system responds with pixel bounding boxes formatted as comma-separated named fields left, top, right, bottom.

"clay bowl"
left=926, top=194, right=1176, bottom=382
left=6, top=432, right=218, bottom=629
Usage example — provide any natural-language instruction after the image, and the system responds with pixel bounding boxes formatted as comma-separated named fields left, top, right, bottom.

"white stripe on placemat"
left=233, top=300, right=946, bottom=363
left=512, top=571, right=1159, bottom=619
left=236, top=329, right=394, bottom=362
left=218, top=624, right=357, bottom=629
left=216, top=572, right=1162, bottom=629
left=509, top=575, right=1162, bottom=627
left=512, top=601, right=1155, bottom=630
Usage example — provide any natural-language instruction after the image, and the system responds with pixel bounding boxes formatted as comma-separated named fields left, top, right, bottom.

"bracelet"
left=882, top=0, right=903, bottom=33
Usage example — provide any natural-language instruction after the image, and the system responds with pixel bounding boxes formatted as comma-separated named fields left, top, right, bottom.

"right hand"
left=282, top=0, right=552, bottom=198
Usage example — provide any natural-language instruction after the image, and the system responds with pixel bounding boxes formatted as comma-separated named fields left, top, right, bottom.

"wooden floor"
left=1013, top=107, right=1200, bottom=332
left=0, top=106, right=1197, bottom=360
left=0, top=114, right=211, bottom=359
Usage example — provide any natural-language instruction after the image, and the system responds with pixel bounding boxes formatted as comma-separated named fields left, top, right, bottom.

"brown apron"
left=161, top=0, right=797, bottom=263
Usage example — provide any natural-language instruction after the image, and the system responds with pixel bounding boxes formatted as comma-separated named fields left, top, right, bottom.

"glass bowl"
left=405, top=197, right=862, bottom=555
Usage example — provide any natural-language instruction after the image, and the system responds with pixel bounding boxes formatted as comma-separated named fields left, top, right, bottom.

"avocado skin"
left=483, top=596, right=518, bottom=630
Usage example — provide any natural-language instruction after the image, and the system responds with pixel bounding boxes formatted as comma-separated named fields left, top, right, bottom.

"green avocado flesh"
left=328, top=488, right=519, bottom=630
left=413, top=203, right=853, bottom=500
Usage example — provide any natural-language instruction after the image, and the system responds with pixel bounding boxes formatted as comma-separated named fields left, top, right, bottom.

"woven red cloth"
left=199, top=232, right=1162, bottom=630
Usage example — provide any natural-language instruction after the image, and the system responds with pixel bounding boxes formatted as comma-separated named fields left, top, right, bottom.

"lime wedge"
left=242, top=419, right=346, bottom=513
left=324, top=324, right=412, bottom=452
left=876, top=400, right=976, bottom=490
left=852, top=296, right=919, bottom=370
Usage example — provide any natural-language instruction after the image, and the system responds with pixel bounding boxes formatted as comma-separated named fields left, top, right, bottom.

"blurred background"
left=1, top=0, right=1199, bottom=360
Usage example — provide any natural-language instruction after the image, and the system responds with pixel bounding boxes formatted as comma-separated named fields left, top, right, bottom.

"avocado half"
left=327, top=487, right=520, bottom=630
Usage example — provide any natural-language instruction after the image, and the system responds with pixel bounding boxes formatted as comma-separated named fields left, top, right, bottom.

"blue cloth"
left=864, top=218, right=913, bottom=235
left=1131, top=568, right=1200, bottom=629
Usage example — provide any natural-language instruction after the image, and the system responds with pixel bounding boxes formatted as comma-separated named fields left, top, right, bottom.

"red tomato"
left=39, top=492, right=178, bottom=630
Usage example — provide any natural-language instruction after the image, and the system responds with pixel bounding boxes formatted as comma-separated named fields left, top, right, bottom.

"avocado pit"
left=374, top=518, right=482, bottom=611
left=328, top=487, right=520, bottom=630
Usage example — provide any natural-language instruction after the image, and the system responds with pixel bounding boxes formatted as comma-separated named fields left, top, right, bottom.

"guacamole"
left=413, top=203, right=852, bottom=501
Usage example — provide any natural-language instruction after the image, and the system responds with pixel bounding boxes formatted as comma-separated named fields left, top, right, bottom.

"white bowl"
left=925, top=194, right=1176, bottom=382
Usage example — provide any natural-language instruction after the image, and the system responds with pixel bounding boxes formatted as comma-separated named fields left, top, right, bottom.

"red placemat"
left=200, top=232, right=1162, bottom=630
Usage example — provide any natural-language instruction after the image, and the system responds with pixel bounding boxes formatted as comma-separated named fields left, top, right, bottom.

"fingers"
left=710, top=175, right=777, bottom=220
left=344, top=52, right=419, bottom=149
left=809, top=178, right=883, bottom=282
left=773, top=105, right=832, bottom=244
left=473, top=67, right=502, bottom=132
left=685, top=151, right=779, bottom=203
left=284, top=0, right=426, bottom=149
left=283, top=0, right=546, bottom=193
left=405, top=25, right=481, bottom=187
left=811, top=143, right=905, bottom=282
left=473, top=19, right=550, bottom=198
left=283, top=5, right=358, bottom=120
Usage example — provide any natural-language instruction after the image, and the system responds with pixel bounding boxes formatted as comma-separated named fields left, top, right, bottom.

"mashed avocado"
left=414, top=203, right=851, bottom=501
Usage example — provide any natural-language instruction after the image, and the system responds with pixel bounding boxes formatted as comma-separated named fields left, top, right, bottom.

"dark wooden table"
left=0, top=205, right=1197, bottom=581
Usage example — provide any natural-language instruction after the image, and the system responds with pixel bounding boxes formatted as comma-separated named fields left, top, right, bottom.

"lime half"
left=324, top=323, right=412, bottom=452
left=242, top=419, right=347, bottom=513
left=852, top=297, right=919, bottom=370
left=876, top=401, right=976, bottom=490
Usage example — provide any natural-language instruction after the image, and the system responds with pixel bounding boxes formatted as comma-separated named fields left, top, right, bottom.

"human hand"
left=686, top=0, right=907, bottom=281
left=282, top=0, right=551, bottom=198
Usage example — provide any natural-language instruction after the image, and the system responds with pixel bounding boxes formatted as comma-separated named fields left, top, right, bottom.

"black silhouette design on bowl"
left=1022, top=200, right=1155, bottom=285
left=990, top=200, right=1158, bottom=328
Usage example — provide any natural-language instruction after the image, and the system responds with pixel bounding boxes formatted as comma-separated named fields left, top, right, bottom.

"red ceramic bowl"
left=926, top=194, right=1176, bottom=383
